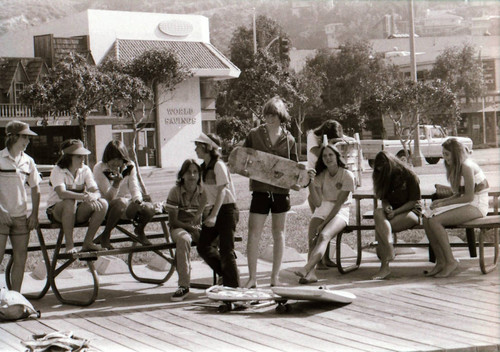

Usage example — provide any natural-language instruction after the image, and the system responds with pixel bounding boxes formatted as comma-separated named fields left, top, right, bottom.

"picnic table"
left=5, top=214, right=241, bottom=306
left=334, top=190, right=500, bottom=275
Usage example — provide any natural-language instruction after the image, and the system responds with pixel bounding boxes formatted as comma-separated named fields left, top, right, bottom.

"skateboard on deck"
left=203, top=286, right=290, bottom=313
left=202, top=285, right=355, bottom=313
left=228, top=147, right=310, bottom=190
left=271, top=285, right=356, bottom=304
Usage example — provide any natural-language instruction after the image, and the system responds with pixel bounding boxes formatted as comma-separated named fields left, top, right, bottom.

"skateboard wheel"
left=218, top=304, right=230, bottom=313
left=276, top=304, right=290, bottom=314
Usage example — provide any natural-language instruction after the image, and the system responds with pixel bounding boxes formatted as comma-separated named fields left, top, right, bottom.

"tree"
left=229, top=15, right=290, bottom=70
left=20, top=52, right=112, bottom=146
left=289, top=63, right=323, bottom=156
left=217, top=49, right=300, bottom=124
left=305, top=41, right=399, bottom=132
left=100, top=49, right=191, bottom=196
left=430, top=43, right=485, bottom=105
left=376, top=79, right=460, bottom=161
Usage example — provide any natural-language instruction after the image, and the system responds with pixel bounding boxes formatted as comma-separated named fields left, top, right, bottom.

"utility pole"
left=252, top=8, right=257, bottom=54
left=409, top=0, right=423, bottom=167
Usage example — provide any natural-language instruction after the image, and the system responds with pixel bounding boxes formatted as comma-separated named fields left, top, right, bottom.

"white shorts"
left=472, top=192, right=489, bottom=217
left=312, top=201, right=350, bottom=225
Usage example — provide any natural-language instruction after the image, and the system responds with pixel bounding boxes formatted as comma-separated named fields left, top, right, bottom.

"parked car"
left=361, top=125, right=473, bottom=167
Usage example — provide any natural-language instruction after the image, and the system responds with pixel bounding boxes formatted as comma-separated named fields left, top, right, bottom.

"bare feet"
left=424, top=264, right=444, bottom=277
left=244, top=279, right=257, bottom=289
left=372, top=267, right=391, bottom=280
left=434, top=260, right=459, bottom=278
left=134, top=227, right=151, bottom=245
left=81, top=242, right=101, bottom=252
left=293, top=268, right=307, bottom=278
left=322, top=256, right=337, bottom=267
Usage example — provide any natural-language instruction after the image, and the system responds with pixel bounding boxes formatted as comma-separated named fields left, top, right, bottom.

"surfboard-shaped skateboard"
left=204, top=285, right=355, bottom=313
left=228, top=147, right=310, bottom=190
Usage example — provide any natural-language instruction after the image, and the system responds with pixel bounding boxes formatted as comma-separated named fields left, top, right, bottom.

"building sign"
left=158, top=20, right=194, bottom=37
left=164, top=106, right=197, bottom=124
left=483, top=59, right=496, bottom=92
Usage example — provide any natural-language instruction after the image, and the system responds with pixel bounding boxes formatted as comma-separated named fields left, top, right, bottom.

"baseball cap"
left=5, top=120, right=37, bottom=136
left=193, top=133, right=220, bottom=150
left=62, top=140, right=91, bottom=155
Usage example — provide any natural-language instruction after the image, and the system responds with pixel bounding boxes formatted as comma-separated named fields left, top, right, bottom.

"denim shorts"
left=0, top=216, right=29, bottom=236
left=250, top=192, right=290, bottom=214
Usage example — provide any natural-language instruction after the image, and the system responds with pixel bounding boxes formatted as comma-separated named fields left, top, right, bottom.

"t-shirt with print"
left=203, top=160, right=236, bottom=206
left=46, top=165, right=98, bottom=207
left=166, top=184, right=205, bottom=225
left=0, top=148, right=41, bottom=217
left=313, top=167, right=355, bottom=205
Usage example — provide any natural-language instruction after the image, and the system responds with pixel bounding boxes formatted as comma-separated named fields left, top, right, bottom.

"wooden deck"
left=1, top=246, right=499, bottom=352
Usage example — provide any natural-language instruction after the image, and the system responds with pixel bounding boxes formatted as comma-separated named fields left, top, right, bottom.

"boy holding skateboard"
left=243, top=96, right=297, bottom=288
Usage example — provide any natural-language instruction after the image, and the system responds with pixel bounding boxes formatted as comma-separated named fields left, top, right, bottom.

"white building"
left=0, top=9, right=240, bottom=168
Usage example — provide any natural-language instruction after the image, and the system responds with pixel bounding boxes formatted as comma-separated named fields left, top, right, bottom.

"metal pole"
left=252, top=8, right=257, bottom=54
left=409, top=0, right=423, bottom=167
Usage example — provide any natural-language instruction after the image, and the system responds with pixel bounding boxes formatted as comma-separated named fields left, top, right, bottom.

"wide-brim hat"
left=62, top=140, right=91, bottom=155
left=5, top=121, right=37, bottom=136
left=193, top=133, right=220, bottom=150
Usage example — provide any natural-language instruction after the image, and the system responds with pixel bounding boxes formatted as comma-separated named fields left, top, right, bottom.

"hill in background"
left=1, top=0, right=497, bottom=56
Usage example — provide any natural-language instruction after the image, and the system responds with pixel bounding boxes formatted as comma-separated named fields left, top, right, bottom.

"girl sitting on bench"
left=423, top=138, right=489, bottom=278
left=46, top=139, right=108, bottom=253
left=371, top=151, right=421, bottom=280
left=294, top=143, right=355, bottom=284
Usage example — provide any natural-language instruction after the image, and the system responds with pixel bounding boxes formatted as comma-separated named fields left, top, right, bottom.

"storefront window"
left=112, top=128, right=156, bottom=167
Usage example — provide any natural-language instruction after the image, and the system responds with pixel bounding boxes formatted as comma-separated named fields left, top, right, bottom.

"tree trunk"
left=131, top=123, right=150, bottom=200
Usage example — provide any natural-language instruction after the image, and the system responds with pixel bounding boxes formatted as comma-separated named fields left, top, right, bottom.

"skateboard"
left=203, top=285, right=355, bottom=313
left=228, top=147, right=310, bottom=190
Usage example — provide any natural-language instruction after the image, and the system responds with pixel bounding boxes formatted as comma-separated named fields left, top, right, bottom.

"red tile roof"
left=103, top=39, right=233, bottom=70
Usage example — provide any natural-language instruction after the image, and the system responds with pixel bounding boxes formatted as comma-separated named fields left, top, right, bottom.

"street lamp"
left=409, top=0, right=424, bottom=167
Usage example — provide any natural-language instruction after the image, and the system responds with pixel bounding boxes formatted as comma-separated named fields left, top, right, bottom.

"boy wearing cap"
left=46, top=139, right=108, bottom=253
left=0, top=120, right=41, bottom=292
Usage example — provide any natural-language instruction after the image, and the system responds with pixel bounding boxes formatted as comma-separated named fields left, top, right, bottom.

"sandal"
left=65, top=248, right=78, bottom=254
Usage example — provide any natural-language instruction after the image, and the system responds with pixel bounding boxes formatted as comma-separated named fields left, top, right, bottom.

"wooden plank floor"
left=1, top=247, right=499, bottom=352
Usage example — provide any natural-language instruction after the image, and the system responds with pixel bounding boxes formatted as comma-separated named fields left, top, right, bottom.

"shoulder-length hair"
left=315, top=144, right=346, bottom=175
left=102, top=140, right=131, bottom=164
left=262, top=96, right=290, bottom=123
left=372, top=150, right=417, bottom=200
left=442, top=138, right=469, bottom=191
left=5, top=135, right=20, bottom=150
left=176, top=159, right=202, bottom=186
left=56, top=139, right=80, bottom=169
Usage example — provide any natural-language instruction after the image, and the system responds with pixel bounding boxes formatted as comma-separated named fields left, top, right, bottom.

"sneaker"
left=171, top=287, right=189, bottom=301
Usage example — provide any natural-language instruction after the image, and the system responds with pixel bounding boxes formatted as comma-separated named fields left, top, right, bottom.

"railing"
left=0, top=104, right=72, bottom=118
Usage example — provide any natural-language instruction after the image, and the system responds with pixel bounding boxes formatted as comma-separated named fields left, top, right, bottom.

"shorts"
left=250, top=192, right=290, bottom=214
left=0, top=216, right=29, bottom=236
left=312, top=201, right=350, bottom=225
left=472, top=192, right=489, bottom=217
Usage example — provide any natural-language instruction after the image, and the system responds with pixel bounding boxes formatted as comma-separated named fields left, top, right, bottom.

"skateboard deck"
left=204, top=285, right=355, bottom=313
left=271, top=285, right=356, bottom=304
left=228, top=147, right=310, bottom=190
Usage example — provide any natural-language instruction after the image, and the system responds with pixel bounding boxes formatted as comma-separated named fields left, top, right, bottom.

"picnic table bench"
left=4, top=214, right=242, bottom=306
left=334, top=190, right=500, bottom=275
